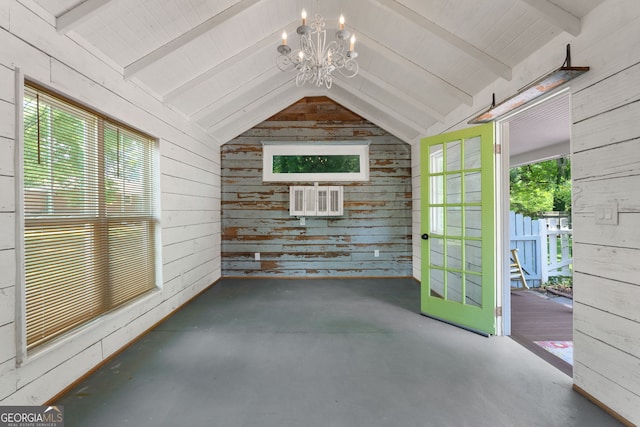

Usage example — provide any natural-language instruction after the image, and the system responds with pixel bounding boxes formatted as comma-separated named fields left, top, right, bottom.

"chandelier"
left=276, top=9, right=359, bottom=89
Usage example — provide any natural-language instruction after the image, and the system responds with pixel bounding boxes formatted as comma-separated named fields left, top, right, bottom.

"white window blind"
left=22, top=83, right=158, bottom=350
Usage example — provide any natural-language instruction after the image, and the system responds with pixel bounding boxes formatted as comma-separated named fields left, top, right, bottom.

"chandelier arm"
left=336, top=59, right=359, bottom=78
left=277, top=11, right=358, bottom=88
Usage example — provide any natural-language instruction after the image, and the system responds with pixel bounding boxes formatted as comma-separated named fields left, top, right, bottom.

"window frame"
left=262, top=141, right=370, bottom=182
left=16, top=77, right=160, bottom=361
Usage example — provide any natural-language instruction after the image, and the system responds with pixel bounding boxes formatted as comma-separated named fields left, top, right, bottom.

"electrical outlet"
left=255, top=252, right=260, bottom=261
left=374, top=250, right=379, bottom=257
left=300, top=217, right=305, bottom=226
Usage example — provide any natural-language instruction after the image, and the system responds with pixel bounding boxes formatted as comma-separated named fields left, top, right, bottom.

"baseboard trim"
left=45, top=278, right=221, bottom=405
left=573, top=384, right=635, bottom=427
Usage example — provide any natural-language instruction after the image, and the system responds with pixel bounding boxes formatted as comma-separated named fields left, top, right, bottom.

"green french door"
left=420, top=123, right=496, bottom=336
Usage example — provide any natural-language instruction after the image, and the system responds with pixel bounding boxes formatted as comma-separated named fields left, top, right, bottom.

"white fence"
left=509, top=211, right=572, bottom=288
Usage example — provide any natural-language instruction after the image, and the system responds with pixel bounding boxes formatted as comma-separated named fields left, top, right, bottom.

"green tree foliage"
left=273, top=155, right=360, bottom=173
left=510, top=157, right=571, bottom=218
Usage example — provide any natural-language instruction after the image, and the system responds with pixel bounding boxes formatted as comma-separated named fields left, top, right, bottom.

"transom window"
left=262, top=141, right=369, bottom=182
left=22, top=83, right=158, bottom=350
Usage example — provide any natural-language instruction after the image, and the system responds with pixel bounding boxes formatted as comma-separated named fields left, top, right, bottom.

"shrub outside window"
left=262, top=141, right=369, bottom=182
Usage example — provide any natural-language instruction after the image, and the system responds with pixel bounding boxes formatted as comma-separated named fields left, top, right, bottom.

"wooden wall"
left=569, top=1, right=640, bottom=424
left=221, top=97, right=412, bottom=278
left=0, top=1, right=220, bottom=404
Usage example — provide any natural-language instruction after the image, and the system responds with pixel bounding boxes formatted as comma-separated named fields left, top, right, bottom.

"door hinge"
left=494, top=144, right=501, bottom=154
left=495, top=306, right=503, bottom=316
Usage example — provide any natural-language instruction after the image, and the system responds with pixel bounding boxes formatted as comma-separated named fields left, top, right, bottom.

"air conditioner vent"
left=289, top=185, right=343, bottom=216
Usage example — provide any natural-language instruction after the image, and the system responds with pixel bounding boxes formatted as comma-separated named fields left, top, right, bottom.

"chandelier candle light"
left=277, top=9, right=359, bottom=88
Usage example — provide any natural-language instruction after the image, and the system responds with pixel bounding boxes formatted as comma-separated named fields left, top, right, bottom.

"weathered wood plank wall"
left=221, top=97, right=412, bottom=278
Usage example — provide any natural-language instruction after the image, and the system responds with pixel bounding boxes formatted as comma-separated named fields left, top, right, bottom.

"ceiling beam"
left=352, top=30, right=473, bottom=106
left=164, top=20, right=299, bottom=103
left=124, top=0, right=263, bottom=79
left=371, top=0, right=512, bottom=81
left=56, top=0, right=113, bottom=33
left=519, top=0, right=581, bottom=36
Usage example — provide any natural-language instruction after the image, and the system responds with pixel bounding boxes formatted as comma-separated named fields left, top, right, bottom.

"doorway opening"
left=502, top=90, right=574, bottom=376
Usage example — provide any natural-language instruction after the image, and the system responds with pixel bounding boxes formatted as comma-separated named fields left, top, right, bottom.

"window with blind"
left=22, top=83, right=158, bottom=350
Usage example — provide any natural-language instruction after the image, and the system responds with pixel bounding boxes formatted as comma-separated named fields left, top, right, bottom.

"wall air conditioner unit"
left=290, top=185, right=343, bottom=217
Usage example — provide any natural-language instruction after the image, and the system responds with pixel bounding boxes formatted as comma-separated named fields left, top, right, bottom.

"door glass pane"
left=430, top=144, right=444, bottom=173
left=465, top=240, right=482, bottom=273
left=430, top=207, right=444, bottom=234
left=446, top=239, right=462, bottom=270
left=466, top=274, right=482, bottom=308
left=430, top=238, right=444, bottom=267
left=464, top=171, right=481, bottom=203
left=464, top=206, right=482, bottom=238
left=446, top=140, right=461, bottom=171
left=430, top=269, right=444, bottom=298
left=430, top=175, right=443, bottom=204
left=446, top=206, right=462, bottom=236
left=446, top=173, right=462, bottom=203
left=464, top=136, right=481, bottom=169
left=447, top=271, right=463, bottom=303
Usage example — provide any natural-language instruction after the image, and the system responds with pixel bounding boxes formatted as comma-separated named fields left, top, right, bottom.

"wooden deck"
left=510, top=290, right=573, bottom=376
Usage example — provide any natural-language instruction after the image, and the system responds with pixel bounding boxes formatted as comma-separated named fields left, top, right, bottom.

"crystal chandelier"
left=276, top=9, right=359, bottom=89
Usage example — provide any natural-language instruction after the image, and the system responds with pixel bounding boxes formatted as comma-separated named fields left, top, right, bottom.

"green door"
left=420, top=123, right=496, bottom=335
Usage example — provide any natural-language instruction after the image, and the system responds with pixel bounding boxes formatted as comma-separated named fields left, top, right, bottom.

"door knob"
left=421, top=233, right=429, bottom=240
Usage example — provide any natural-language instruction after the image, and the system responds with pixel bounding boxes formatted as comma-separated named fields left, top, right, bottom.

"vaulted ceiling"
left=30, top=0, right=605, bottom=145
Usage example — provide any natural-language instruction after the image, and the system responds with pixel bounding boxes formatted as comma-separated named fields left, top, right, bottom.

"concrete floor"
left=57, top=278, right=620, bottom=426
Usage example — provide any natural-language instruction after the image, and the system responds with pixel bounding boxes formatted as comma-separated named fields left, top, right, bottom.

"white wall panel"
left=0, top=359, right=16, bottom=398
left=0, top=250, right=14, bottom=288
left=0, top=138, right=14, bottom=177
left=0, top=323, right=15, bottom=363
left=0, top=66, right=13, bottom=101
left=573, top=361, right=640, bottom=426
left=0, top=284, right=14, bottom=326
left=0, top=0, right=221, bottom=405
left=0, top=214, right=14, bottom=250
left=575, top=303, right=640, bottom=357
left=572, top=102, right=640, bottom=154
left=10, top=343, right=103, bottom=405
left=574, top=272, right=640, bottom=322
left=0, top=29, right=51, bottom=83
left=0, top=101, right=14, bottom=139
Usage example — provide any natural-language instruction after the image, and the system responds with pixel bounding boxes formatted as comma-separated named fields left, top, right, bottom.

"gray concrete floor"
left=57, top=278, right=620, bottom=426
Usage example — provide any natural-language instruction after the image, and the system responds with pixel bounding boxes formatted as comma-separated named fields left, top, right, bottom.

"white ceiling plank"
left=519, top=0, right=581, bottom=36
left=164, top=19, right=299, bottom=103
left=207, top=80, right=311, bottom=142
left=193, top=67, right=287, bottom=126
left=332, top=76, right=429, bottom=136
left=352, top=30, right=473, bottom=106
left=124, top=0, right=264, bottom=79
left=56, top=0, right=114, bottom=33
left=325, top=89, right=417, bottom=144
left=371, top=0, right=512, bottom=81
left=357, top=68, right=445, bottom=123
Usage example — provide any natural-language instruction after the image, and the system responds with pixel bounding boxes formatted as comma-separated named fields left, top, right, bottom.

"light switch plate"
left=595, top=202, right=618, bottom=225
